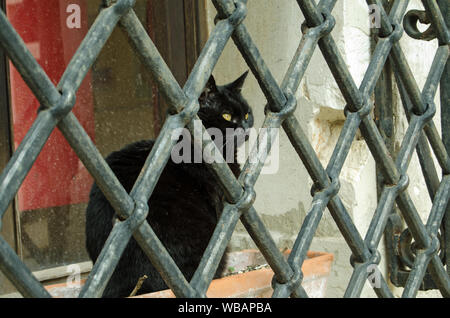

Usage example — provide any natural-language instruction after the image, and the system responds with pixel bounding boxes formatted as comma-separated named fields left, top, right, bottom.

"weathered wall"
left=203, top=0, right=443, bottom=297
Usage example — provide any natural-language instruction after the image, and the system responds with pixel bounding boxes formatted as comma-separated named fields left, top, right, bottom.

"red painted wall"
left=6, top=0, right=95, bottom=211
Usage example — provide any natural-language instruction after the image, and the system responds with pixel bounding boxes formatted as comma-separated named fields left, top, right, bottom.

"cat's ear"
left=203, top=75, right=218, bottom=94
left=227, top=71, right=249, bottom=92
left=199, top=75, right=218, bottom=105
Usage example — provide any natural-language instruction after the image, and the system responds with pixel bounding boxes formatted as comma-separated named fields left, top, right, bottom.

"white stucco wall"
left=204, top=0, right=443, bottom=297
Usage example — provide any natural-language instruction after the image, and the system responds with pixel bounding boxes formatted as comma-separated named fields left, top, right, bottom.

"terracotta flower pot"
left=45, top=249, right=333, bottom=298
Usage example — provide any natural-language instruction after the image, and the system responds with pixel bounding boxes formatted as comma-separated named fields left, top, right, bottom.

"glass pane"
left=5, top=0, right=159, bottom=274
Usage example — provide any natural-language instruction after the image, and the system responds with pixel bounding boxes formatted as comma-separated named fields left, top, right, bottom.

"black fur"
left=85, top=73, right=253, bottom=297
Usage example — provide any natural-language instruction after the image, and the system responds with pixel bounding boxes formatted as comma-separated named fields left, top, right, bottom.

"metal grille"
left=0, top=0, right=449, bottom=298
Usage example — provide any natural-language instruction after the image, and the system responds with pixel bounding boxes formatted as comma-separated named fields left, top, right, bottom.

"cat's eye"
left=245, top=113, right=249, bottom=120
left=222, top=113, right=232, bottom=121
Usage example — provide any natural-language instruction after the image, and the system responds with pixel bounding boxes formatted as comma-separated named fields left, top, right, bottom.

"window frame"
left=0, top=0, right=205, bottom=293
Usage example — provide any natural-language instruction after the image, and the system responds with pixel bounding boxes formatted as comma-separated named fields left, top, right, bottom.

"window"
left=0, top=0, right=202, bottom=295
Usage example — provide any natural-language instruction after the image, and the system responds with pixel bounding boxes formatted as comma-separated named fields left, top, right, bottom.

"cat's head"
left=198, top=71, right=253, bottom=147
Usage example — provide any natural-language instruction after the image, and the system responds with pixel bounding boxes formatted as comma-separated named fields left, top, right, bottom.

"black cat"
left=85, top=72, right=253, bottom=298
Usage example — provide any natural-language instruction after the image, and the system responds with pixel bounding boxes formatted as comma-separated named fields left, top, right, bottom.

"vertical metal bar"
left=372, top=0, right=402, bottom=288
left=437, top=0, right=450, bottom=278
